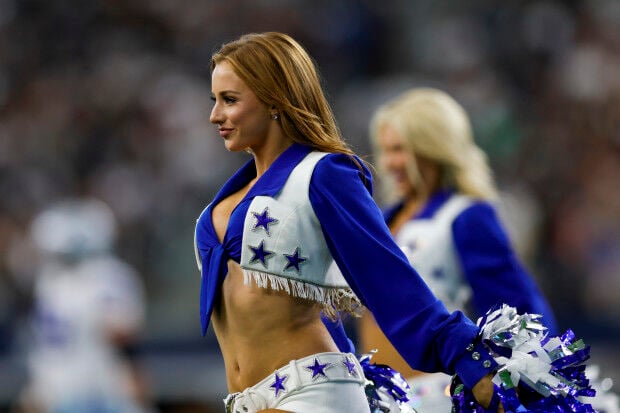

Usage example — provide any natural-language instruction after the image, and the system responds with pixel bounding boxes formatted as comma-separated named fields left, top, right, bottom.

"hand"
left=472, top=374, right=504, bottom=412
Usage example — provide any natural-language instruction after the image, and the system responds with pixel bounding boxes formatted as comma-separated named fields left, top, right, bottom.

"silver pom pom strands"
left=451, top=305, right=597, bottom=413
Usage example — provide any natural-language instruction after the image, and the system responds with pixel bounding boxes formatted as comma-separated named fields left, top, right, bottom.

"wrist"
left=453, top=338, right=497, bottom=389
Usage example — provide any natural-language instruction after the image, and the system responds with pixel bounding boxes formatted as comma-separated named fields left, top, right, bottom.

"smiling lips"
left=218, top=127, right=233, bottom=137
left=391, top=170, right=408, bottom=184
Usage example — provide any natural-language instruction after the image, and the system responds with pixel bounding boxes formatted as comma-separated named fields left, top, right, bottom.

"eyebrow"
left=211, top=90, right=242, bottom=97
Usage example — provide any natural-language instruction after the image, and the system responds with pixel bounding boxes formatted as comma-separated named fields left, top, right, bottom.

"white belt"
left=224, top=352, right=366, bottom=413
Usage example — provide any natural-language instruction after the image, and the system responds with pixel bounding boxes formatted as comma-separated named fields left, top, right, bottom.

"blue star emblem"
left=342, top=356, right=358, bottom=377
left=283, top=247, right=308, bottom=273
left=305, top=357, right=332, bottom=380
left=270, top=372, right=288, bottom=397
left=252, top=207, right=278, bottom=236
left=248, top=240, right=275, bottom=268
left=407, top=240, right=418, bottom=251
left=432, top=268, right=445, bottom=279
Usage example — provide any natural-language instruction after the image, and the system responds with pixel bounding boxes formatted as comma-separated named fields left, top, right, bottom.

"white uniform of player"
left=23, top=199, right=148, bottom=413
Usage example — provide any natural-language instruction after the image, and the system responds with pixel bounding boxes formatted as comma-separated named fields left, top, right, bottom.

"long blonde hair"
left=370, top=88, right=498, bottom=201
left=211, top=32, right=353, bottom=156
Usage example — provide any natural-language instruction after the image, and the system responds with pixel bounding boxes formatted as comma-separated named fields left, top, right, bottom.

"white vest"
left=395, top=195, right=473, bottom=313
left=240, top=152, right=359, bottom=317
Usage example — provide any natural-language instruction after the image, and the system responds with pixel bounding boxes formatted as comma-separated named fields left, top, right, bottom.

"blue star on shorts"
left=342, top=356, right=358, bottom=377
left=270, top=372, right=288, bottom=397
left=305, top=357, right=332, bottom=380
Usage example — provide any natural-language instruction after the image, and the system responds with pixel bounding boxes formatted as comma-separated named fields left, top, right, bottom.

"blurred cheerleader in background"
left=359, top=88, right=559, bottom=411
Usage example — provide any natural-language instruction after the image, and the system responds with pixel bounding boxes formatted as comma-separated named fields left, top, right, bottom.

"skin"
left=375, top=124, right=441, bottom=233
left=209, top=62, right=500, bottom=412
left=209, top=61, right=337, bottom=412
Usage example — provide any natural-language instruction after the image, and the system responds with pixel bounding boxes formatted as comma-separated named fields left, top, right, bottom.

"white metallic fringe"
left=243, top=269, right=363, bottom=320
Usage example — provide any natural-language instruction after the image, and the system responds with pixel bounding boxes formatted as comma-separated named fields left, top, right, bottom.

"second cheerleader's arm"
left=452, top=202, right=559, bottom=335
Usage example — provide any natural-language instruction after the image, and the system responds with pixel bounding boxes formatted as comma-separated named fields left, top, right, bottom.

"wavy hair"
left=370, top=88, right=498, bottom=201
left=211, top=32, right=354, bottom=156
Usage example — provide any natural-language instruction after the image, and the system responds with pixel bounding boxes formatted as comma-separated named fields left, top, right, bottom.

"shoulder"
left=453, top=198, right=511, bottom=246
left=312, top=152, right=373, bottom=192
left=457, top=198, right=499, bottom=223
left=383, top=201, right=403, bottom=223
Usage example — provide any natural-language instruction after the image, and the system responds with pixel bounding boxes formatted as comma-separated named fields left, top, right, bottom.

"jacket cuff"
left=453, top=339, right=497, bottom=389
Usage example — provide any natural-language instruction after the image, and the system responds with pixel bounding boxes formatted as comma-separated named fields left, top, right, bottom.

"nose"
left=210, top=101, right=223, bottom=125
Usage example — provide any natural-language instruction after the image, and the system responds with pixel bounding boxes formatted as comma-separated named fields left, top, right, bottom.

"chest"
left=396, top=218, right=470, bottom=311
left=388, top=199, right=425, bottom=236
left=395, top=218, right=456, bottom=266
left=34, top=272, right=105, bottom=346
left=392, top=195, right=476, bottom=309
left=393, top=195, right=472, bottom=268
left=211, top=180, right=255, bottom=243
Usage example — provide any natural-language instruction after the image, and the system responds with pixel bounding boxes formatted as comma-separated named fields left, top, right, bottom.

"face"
left=210, top=61, right=273, bottom=152
left=376, top=124, right=415, bottom=198
left=376, top=124, right=440, bottom=199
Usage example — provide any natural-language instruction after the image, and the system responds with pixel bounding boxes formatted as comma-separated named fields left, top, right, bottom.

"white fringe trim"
left=243, top=269, right=363, bottom=320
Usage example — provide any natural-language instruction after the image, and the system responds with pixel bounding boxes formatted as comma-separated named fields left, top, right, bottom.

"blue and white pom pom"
left=359, top=350, right=417, bottom=413
left=451, top=304, right=597, bottom=412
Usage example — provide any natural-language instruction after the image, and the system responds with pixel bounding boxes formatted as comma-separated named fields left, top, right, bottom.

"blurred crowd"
left=0, top=0, right=619, bottom=411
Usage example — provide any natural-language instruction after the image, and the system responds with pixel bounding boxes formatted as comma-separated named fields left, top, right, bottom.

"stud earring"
left=272, top=113, right=279, bottom=120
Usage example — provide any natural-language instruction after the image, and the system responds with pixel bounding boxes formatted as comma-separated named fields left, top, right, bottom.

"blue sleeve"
left=453, top=202, right=559, bottom=335
left=309, top=154, right=496, bottom=389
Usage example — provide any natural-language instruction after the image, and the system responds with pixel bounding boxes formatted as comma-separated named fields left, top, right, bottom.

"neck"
left=402, top=189, right=429, bottom=213
left=402, top=196, right=423, bottom=214
left=253, top=139, right=294, bottom=177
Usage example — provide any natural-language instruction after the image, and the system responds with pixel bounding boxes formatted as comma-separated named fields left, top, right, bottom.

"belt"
left=224, top=352, right=366, bottom=413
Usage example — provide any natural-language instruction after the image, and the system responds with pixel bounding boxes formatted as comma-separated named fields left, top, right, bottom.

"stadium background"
left=0, top=0, right=619, bottom=411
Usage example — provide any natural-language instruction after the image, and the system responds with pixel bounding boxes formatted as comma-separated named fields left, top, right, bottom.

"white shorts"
left=224, top=352, right=370, bottom=413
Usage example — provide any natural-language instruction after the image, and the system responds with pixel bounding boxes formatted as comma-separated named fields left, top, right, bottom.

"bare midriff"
left=211, top=259, right=339, bottom=393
